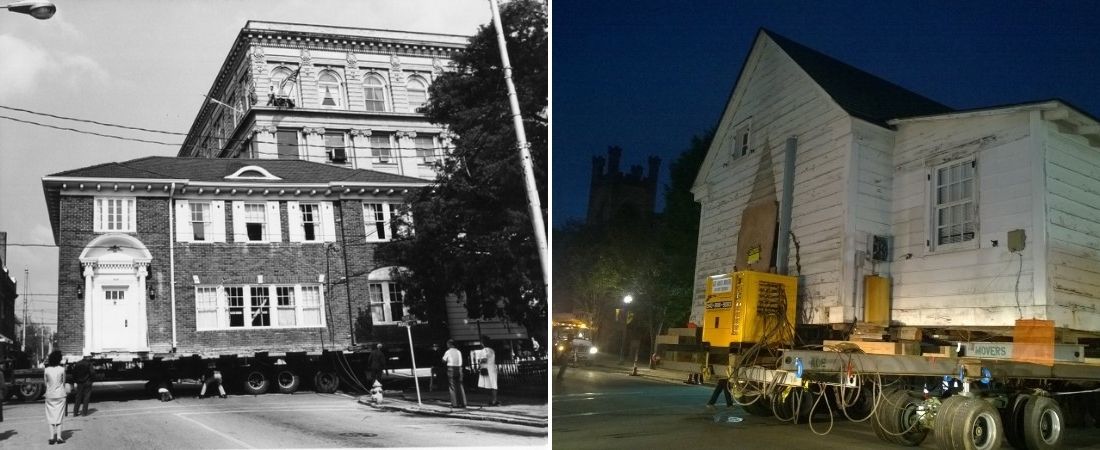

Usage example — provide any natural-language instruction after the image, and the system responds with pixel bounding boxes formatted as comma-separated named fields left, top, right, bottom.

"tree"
left=379, top=0, right=547, bottom=337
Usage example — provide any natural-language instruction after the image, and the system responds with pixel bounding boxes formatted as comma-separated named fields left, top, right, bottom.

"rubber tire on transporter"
left=1001, top=394, right=1030, bottom=450
left=1022, top=395, right=1065, bottom=450
left=276, top=369, right=301, bottom=394
left=872, top=389, right=928, bottom=446
left=933, top=395, right=969, bottom=449
left=16, top=383, right=44, bottom=402
left=242, top=370, right=271, bottom=395
left=948, top=398, right=1003, bottom=450
left=313, top=371, right=340, bottom=394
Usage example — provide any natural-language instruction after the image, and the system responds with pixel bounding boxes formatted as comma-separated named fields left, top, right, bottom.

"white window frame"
left=929, top=157, right=978, bottom=252
left=730, top=118, right=752, bottom=159
left=190, top=202, right=212, bottom=242
left=94, top=197, right=136, bottom=232
left=270, top=66, right=301, bottom=105
left=367, top=281, right=405, bottom=324
left=413, top=135, right=438, bottom=165
left=232, top=201, right=281, bottom=243
left=369, top=134, right=395, bottom=164
left=406, top=75, right=428, bottom=112
left=317, top=69, right=344, bottom=109
left=324, top=131, right=348, bottom=163
left=287, top=201, right=336, bottom=243
left=244, top=203, right=268, bottom=242
left=363, top=72, right=389, bottom=112
left=194, top=283, right=326, bottom=331
left=364, top=202, right=407, bottom=242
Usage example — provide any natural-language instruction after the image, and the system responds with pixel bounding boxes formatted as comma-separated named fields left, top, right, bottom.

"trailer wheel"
left=313, top=371, right=339, bottom=394
left=16, top=383, right=44, bottom=402
left=1001, top=394, right=1029, bottom=450
left=1023, top=396, right=1065, bottom=450
left=734, top=393, right=772, bottom=417
left=242, top=370, right=271, bottom=395
left=933, top=395, right=969, bottom=449
left=949, top=398, right=1003, bottom=450
left=872, top=389, right=928, bottom=446
left=275, top=370, right=300, bottom=394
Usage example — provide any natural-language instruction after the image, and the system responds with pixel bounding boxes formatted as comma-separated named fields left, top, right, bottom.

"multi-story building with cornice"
left=177, top=21, right=466, bottom=181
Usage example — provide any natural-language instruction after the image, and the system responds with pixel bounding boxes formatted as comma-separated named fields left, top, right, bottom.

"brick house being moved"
left=43, top=157, right=425, bottom=360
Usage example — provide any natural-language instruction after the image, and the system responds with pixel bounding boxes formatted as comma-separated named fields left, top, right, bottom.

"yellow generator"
left=702, top=271, right=798, bottom=348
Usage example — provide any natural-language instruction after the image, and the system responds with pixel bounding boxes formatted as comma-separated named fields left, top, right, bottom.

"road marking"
left=175, top=412, right=255, bottom=449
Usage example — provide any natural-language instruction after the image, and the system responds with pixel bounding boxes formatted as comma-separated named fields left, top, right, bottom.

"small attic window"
left=730, top=118, right=752, bottom=158
left=225, top=165, right=282, bottom=180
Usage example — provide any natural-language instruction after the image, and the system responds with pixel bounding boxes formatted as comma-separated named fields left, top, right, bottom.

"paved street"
left=553, top=363, right=1100, bottom=449
left=1, top=381, right=546, bottom=449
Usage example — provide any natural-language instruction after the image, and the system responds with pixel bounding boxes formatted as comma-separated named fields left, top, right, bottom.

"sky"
left=0, top=0, right=493, bottom=334
left=552, top=0, right=1100, bottom=228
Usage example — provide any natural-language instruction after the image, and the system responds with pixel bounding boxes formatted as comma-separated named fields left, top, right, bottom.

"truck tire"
left=933, top=395, right=968, bottom=449
left=1002, top=394, right=1029, bottom=450
left=949, top=398, right=1003, bottom=450
left=1022, top=396, right=1065, bottom=450
left=873, top=389, right=928, bottom=446
left=242, top=370, right=271, bottom=395
left=313, top=371, right=339, bottom=394
left=16, top=383, right=44, bottom=402
left=276, top=370, right=300, bottom=394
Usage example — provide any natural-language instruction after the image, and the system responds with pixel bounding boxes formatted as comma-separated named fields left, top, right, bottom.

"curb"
left=358, top=397, right=548, bottom=428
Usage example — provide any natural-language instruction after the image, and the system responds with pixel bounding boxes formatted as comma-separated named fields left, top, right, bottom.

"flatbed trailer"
left=717, top=346, right=1100, bottom=449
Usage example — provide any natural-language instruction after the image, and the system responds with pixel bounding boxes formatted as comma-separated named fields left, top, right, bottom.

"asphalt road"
left=552, top=365, right=1100, bottom=449
left=1, top=381, right=546, bottom=449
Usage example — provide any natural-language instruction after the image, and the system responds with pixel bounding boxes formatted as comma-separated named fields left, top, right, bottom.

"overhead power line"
left=0, top=114, right=179, bottom=146
left=0, top=104, right=187, bottom=136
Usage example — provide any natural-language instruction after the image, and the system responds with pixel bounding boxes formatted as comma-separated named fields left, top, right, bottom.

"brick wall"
left=58, top=194, right=401, bottom=357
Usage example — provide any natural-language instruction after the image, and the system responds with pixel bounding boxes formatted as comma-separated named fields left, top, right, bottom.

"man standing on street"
left=71, top=356, right=95, bottom=416
left=367, top=343, right=386, bottom=388
left=442, top=339, right=467, bottom=408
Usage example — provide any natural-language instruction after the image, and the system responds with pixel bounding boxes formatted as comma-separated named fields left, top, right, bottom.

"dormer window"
left=225, top=165, right=282, bottom=180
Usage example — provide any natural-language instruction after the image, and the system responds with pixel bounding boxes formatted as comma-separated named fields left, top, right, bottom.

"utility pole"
left=487, top=0, right=549, bottom=288
left=22, top=268, right=28, bottom=352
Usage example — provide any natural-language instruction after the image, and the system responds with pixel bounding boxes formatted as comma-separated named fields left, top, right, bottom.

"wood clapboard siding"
left=890, top=112, right=1038, bottom=326
left=691, top=36, right=849, bottom=325
left=1044, top=125, right=1100, bottom=330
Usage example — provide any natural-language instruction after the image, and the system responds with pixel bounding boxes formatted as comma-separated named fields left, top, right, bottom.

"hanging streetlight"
left=3, top=1, right=56, bottom=20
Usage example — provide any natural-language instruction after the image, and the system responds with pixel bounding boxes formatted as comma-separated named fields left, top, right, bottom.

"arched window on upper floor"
left=363, top=73, right=389, bottom=112
left=318, top=70, right=344, bottom=108
left=406, top=76, right=428, bottom=112
left=269, top=66, right=300, bottom=107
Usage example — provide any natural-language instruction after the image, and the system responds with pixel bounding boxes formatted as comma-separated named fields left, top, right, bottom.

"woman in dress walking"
left=44, top=350, right=67, bottom=444
left=478, top=336, right=500, bottom=406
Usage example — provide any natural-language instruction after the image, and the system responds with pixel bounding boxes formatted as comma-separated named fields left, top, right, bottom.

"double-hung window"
left=367, top=282, right=405, bottom=324
left=369, top=134, right=393, bottom=164
left=324, top=131, right=347, bottom=163
left=406, top=77, right=428, bottom=112
left=318, top=71, right=343, bottom=108
left=932, top=158, right=977, bottom=250
left=276, top=129, right=299, bottom=160
left=414, top=135, right=437, bottom=164
left=196, top=284, right=325, bottom=330
left=190, top=202, right=211, bottom=241
left=364, top=73, right=388, bottom=112
left=244, top=203, right=267, bottom=242
left=364, top=202, right=399, bottom=242
left=300, top=203, right=319, bottom=241
left=94, top=197, right=136, bottom=232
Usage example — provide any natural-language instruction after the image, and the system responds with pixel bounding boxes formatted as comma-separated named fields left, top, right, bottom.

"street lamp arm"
left=4, top=1, right=55, bottom=19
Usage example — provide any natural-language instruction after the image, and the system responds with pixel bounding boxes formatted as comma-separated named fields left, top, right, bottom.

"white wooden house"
left=691, top=29, right=1100, bottom=336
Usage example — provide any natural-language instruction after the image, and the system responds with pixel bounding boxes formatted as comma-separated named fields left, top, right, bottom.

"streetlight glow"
left=623, top=295, right=633, bottom=304
left=4, top=1, right=56, bottom=19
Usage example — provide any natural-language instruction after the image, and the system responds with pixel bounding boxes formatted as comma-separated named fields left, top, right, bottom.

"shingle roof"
left=764, top=29, right=954, bottom=126
left=47, top=156, right=425, bottom=185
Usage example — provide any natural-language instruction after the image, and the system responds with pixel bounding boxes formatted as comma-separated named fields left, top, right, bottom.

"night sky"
left=552, top=1, right=1100, bottom=227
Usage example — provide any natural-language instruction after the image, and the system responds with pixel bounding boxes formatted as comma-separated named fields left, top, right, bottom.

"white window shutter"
left=93, top=198, right=102, bottom=232
left=287, top=201, right=303, bottom=243
left=175, top=200, right=192, bottom=242
left=211, top=201, right=227, bottom=243
left=321, top=201, right=337, bottom=242
left=266, top=201, right=282, bottom=243
left=231, top=201, right=246, bottom=243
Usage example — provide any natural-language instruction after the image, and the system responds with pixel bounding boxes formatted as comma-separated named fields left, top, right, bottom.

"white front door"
left=93, top=283, right=145, bottom=351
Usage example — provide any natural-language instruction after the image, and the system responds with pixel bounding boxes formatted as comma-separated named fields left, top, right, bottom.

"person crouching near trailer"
left=43, top=350, right=67, bottom=445
left=198, top=363, right=227, bottom=399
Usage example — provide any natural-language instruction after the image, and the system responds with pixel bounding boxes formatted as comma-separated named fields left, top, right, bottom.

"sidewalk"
left=358, top=386, right=548, bottom=428
left=576, top=353, right=710, bottom=386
